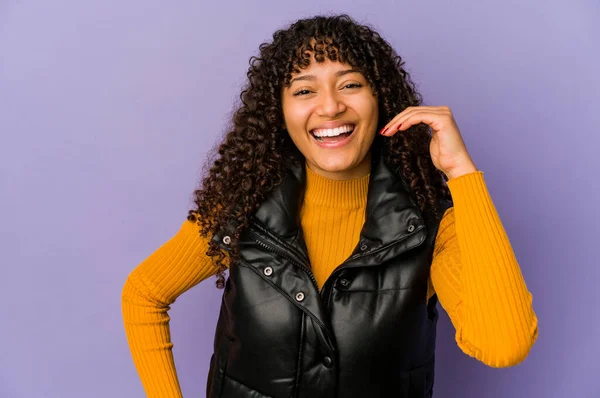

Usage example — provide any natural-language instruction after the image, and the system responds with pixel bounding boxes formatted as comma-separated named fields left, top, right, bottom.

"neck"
left=304, top=163, right=370, bottom=209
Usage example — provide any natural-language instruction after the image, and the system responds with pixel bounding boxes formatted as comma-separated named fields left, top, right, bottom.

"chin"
left=311, top=156, right=364, bottom=177
left=312, top=153, right=352, bottom=169
left=318, top=161, right=355, bottom=173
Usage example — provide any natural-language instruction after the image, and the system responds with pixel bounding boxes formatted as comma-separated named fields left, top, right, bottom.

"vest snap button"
left=222, top=235, right=231, bottom=245
left=360, top=243, right=368, bottom=251
left=407, top=225, right=415, bottom=233
left=263, top=266, right=273, bottom=276
left=295, top=292, right=305, bottom=302
left=323, top=356, right=333, bottom=368
left=339, top=278, right=350, bottom=287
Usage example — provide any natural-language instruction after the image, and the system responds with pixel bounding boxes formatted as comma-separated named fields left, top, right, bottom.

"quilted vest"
left=208, top=149, right=452, bottom=398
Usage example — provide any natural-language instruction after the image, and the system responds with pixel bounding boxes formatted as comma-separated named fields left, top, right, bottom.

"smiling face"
left=281, top=58, right=379, bottom=180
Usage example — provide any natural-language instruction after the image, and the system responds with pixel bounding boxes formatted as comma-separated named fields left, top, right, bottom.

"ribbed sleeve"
left=430, top=171, right=538, bottom=367
left=121, top=218, right=219, bottom=397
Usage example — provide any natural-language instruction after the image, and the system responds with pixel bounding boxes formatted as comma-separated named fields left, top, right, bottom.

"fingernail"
left=398, top=123, right=402, bottom=129
left=379, top=127, right=388, bottom=135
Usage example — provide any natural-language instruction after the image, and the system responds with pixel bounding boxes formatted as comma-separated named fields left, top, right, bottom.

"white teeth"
left=312, top=124, right=355, bottom=137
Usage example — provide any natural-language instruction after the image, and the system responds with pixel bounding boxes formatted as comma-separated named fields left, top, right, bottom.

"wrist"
left=445, top=162, right=478, bottom=180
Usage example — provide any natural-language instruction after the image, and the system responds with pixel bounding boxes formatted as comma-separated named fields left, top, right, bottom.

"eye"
left=343, top=83, right=363, bottom=89
left=292, top=89, right=312, bottom=96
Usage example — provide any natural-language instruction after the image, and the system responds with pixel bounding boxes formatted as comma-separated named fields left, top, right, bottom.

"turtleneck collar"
left=304, top=164, right=370, bottom=209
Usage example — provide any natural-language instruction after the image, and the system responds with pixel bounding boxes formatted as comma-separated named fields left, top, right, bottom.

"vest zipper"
left=247, top=229, right=320, bottom=292
left=246, top=230, right=337, bottom=356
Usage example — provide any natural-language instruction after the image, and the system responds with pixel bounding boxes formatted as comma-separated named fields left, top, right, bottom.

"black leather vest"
left=208, top=151, right=453, bottom=398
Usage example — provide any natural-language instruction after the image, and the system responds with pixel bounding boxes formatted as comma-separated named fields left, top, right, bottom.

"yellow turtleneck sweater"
left=122, top=167, right=538, bottom=398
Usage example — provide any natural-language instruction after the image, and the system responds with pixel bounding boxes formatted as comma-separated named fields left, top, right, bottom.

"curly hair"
left=188, top=14, right=452, bottom=288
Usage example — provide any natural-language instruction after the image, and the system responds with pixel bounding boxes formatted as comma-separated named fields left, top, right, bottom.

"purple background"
left=1, top=1, right=598, bottom=397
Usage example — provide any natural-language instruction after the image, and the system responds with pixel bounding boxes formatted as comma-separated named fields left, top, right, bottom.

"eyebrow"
left=289, top=68, right=361, bottom=85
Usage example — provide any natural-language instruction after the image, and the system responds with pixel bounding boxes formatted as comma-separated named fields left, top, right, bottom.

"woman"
left=122, top=14, right=538, bottom=398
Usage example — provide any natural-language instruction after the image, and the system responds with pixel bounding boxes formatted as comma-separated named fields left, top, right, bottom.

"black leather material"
left=208, top=149, right=452, bottom=398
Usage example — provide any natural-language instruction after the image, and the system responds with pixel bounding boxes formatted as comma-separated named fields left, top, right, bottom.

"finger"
left=380, top=107, right=448, bottom=135
left=379, top=107, right=414, bottom=134
left=378, top=106, right=438, bottom=134
left=381, top=109, right=447, bottom=136
left=393, top=111, right=446, bottom=134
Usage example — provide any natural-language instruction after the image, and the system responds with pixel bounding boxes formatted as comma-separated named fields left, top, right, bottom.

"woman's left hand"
left=380, top=106, right=477, bottom=180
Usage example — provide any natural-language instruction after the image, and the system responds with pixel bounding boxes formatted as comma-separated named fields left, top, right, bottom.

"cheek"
left=355, top=98, right=379, bottom=130
left=284, top=104, right=313, bottom=134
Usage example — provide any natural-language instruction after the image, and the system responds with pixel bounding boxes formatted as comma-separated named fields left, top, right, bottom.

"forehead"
left=283, top=39, right=367, bottom=87
left=287, top=57, right=364, bottom=86
left=293, top=58, right=351, bottom=74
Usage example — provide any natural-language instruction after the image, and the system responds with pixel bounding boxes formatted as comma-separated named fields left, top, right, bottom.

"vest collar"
left=250, top=147, right=427, bottom=263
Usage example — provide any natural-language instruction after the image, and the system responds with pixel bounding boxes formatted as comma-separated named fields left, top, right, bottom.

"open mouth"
left=310, top=124, right=356, bottom=143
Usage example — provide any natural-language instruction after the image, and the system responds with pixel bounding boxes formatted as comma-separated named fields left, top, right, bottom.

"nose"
left=316, top=89, right=346, bottom=118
